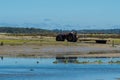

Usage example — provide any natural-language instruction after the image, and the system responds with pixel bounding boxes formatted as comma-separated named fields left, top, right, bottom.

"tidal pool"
left=0, top=57, right=120, bottom=80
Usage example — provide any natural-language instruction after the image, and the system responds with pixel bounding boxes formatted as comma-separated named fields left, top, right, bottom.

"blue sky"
left=0, top=0, right=120, bottom=29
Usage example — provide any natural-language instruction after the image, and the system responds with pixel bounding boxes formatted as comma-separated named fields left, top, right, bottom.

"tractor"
left=56, top=32, right=78, bottom=42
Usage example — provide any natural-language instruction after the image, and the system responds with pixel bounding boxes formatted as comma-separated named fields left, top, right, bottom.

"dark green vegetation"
left=0, top=27, right=50, bottom=33
left=0, top=27, right=120, bottom=39
left=0, top=27, right=120, bottom=34
left=0, top=27, right=120, bottom=45
left=53, top=29, right=120, bottom=34
left=0, top=27, right=55, bottom=36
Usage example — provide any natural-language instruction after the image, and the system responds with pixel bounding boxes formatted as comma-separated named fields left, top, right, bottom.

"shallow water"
left=0, top=57, right=120, bottom=80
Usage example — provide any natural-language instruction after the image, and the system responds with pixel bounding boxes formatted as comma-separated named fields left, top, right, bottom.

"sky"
left=0, top=0, right=120, bottom=29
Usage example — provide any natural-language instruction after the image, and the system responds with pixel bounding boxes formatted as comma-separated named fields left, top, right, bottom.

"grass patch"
left=0, top=38, right=80, bottom=46
left=0, top=39, right=28, bottom=45
left=1, top=34, right=120, bottom=45
left=108, top=39, right=120, bottom=45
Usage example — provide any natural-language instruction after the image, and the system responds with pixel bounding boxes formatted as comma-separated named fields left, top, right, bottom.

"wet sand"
left=0, top=43, right=120, bottom=58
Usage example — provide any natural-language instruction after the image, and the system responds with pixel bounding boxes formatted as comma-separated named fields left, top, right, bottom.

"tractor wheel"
left=66, top=33, right=74, bottom=42
left=66, top=33, right=77, bottom=42
left=72, top=37, right=78, bottom=42
left=56, top=34, right=65, bottom=41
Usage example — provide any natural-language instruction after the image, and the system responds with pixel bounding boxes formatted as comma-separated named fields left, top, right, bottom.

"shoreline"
left=1, top=53, right=120, bottom=58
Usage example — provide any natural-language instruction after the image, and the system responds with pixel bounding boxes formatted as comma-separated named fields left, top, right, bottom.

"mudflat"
left=0, top=43, right=120, bottom=58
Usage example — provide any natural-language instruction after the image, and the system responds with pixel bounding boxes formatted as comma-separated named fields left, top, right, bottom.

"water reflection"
left=0, top=57, right=120, bottom=80
left=53, top=57, right=120, bottom=64
left=53, top=56, right=78, bottom=64
left=0, top=56, right=3, bottom=60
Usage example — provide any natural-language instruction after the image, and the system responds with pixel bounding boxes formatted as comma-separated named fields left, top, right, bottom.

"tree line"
left=0, top=27, right=120, bottom=35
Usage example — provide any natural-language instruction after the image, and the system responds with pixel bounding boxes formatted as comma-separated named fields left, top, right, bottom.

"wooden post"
left=0, top=42, right=3, bottom=46
left=112, top=40, right=114, bottom=47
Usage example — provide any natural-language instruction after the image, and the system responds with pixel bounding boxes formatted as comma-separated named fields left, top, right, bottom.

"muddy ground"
left=0, top=43, right=120, bottom=58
